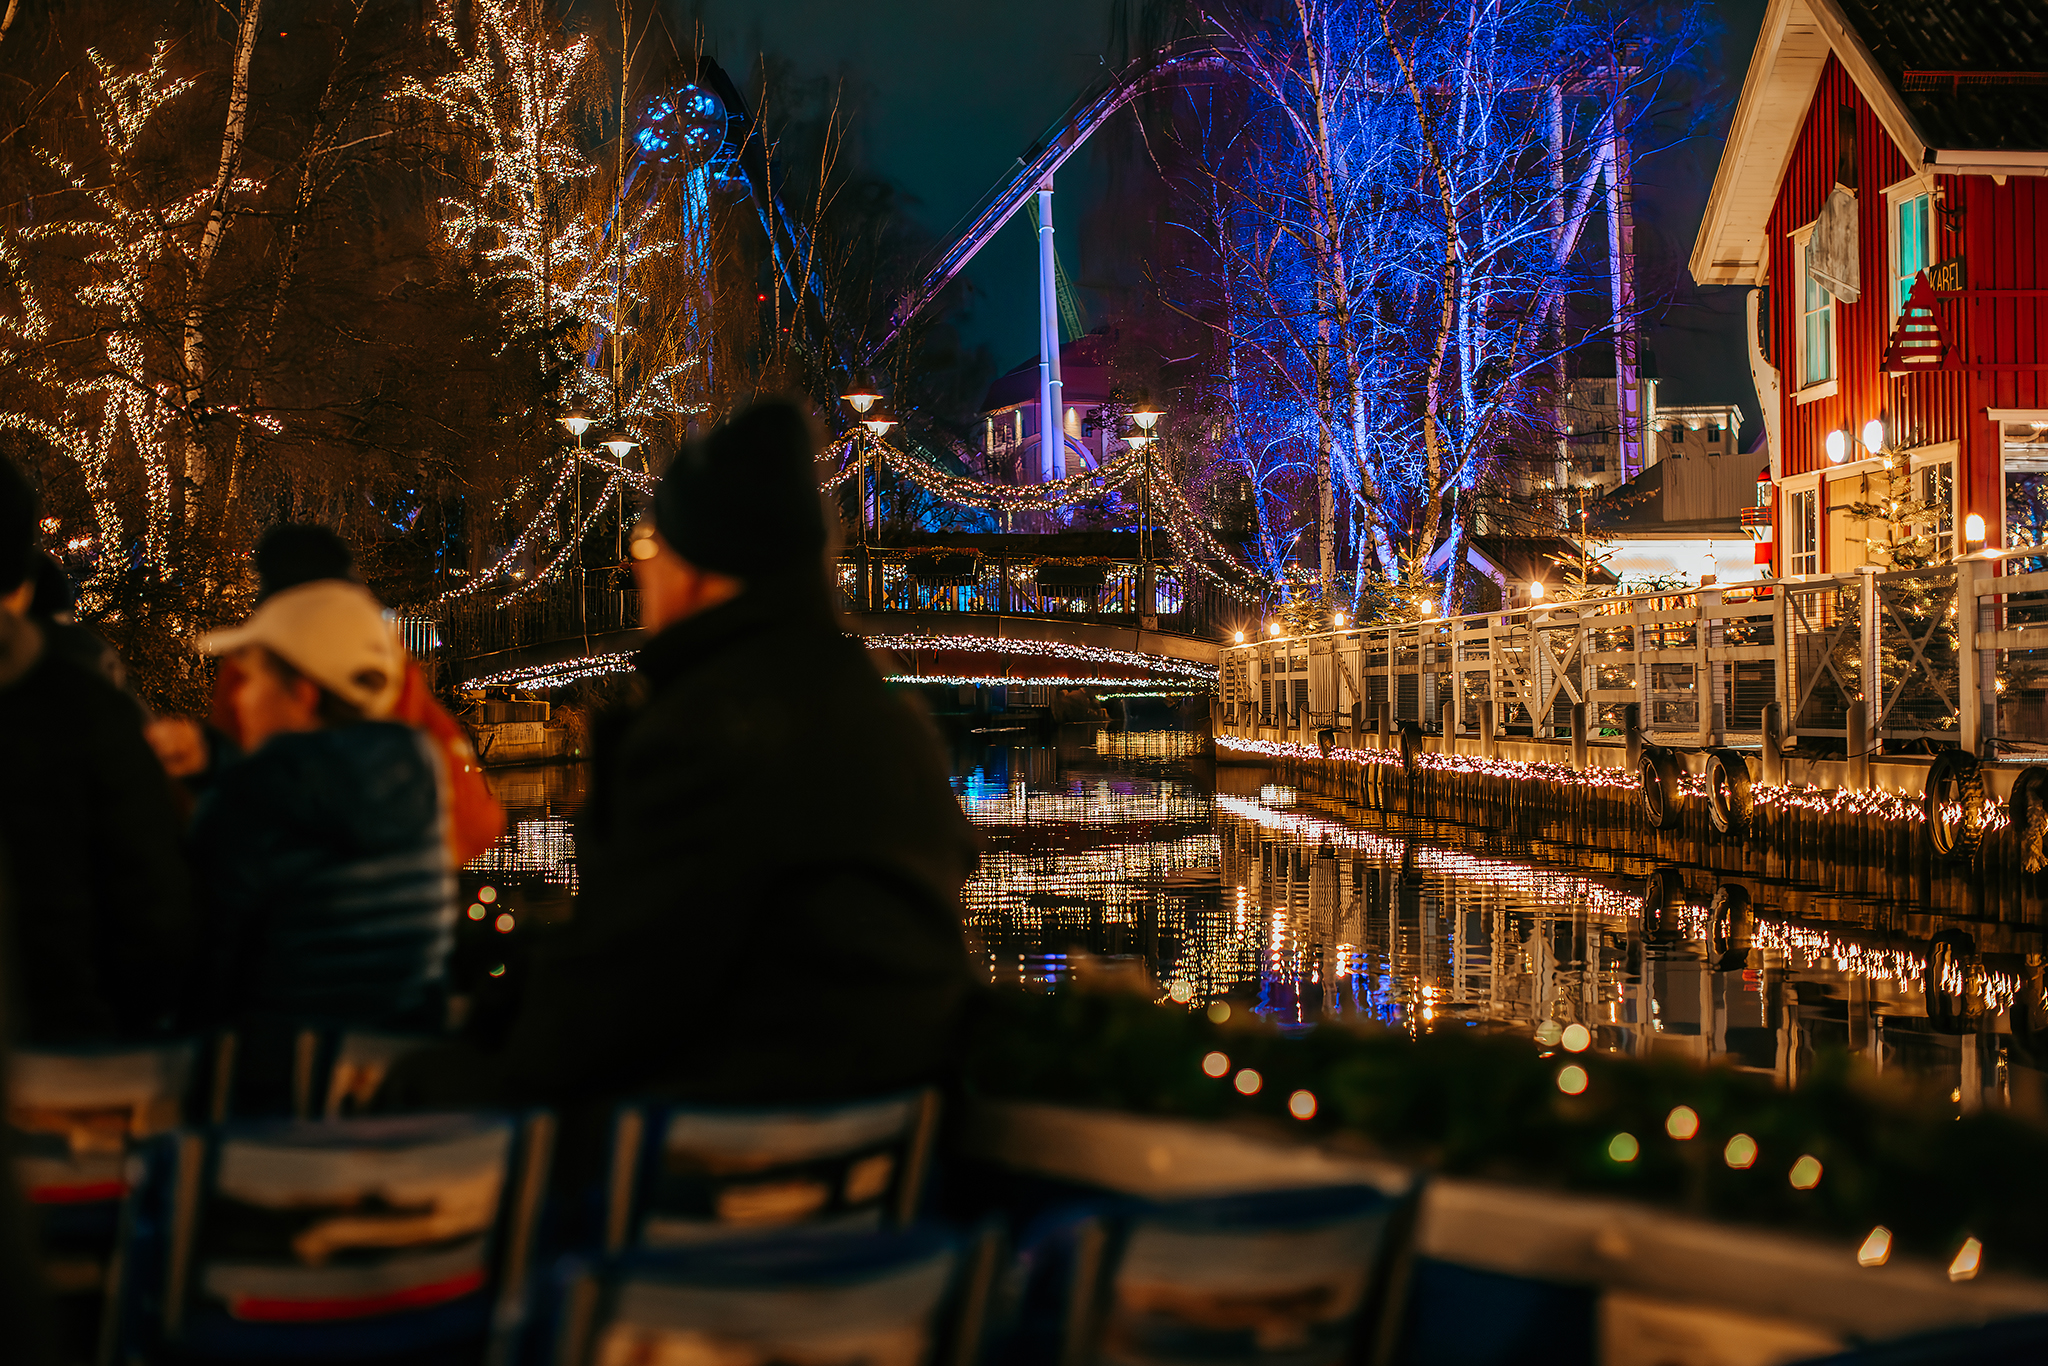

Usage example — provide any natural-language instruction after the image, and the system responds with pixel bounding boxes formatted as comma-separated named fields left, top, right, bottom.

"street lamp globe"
left=861, top=408, right=896, bottom=437
left=1529, top=580, right=1546, bottom=602
left=1131, top=404, right=1164, bottom=432
left=841, top=383, right=882, bottom=415
left=600, top=431, right=639, bottom=463
left=1861, top=419, right=1885, bottom=454
left=1825, top=429, right=1848, bottom=463
left=560, top=409, right=594, bottom=438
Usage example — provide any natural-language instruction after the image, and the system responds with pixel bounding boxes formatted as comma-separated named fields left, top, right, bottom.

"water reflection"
left=470, top=729, right=2046, bottom=1118
left=957, top=733, right=2048, bottom=1118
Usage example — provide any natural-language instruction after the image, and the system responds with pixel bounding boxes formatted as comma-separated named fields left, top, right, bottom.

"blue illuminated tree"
left=1157, top=0, right=1712, bottom=612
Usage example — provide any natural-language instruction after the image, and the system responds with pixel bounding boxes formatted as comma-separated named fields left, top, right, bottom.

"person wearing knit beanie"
left=384, top=398, right=976, bottom=1131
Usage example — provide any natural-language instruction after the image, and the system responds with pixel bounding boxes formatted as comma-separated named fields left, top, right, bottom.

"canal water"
left=460, top=725, right=2047, bottom=1120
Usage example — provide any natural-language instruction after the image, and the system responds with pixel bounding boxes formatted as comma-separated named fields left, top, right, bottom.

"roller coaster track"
left=873, top=35, right=1234, bottom=357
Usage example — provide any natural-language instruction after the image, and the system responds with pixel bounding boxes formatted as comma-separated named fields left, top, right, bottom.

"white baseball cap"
left=197, top=580, right=402, bottom=718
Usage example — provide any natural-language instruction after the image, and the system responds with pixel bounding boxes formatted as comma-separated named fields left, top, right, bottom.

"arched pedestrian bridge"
left=432, top=536, right=1230, bottom=694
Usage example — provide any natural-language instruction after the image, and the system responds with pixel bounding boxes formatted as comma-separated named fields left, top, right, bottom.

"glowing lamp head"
left=1123, top=432, right=1153, bottom=450
left=1861, top=418, right=1885, bottom=454
left=560, top=409, right=594, bottom=438
left=862, top=409, right=896, bottom=437
left=1332, top=611, right=1345, bottom=628
left=1267, top=622, right=1281, bottom=637
left=1131, top=405, right=1163, bottom=432
left=1825, top=429, right=1848, bottom=464
left=1529, top=580, right=1545, bottom=602
left=841, top=384, right=882, bottom=415
left=599, top=431, right=639, bottom=462
left=1966, top=512, right=1987, bottom=546
left=1420, top=597, right=1435, bottom=617
left=1233, top=630, right=1245, bottom=643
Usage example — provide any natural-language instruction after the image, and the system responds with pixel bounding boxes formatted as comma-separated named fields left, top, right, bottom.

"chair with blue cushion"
left=1022, top=1184, right=1411, bottom=1366
left=600, top=1089, right=941, bottom=1252
left=547, top=1223, right=1002, bottom=1366
left=117, top=1109, right=553, bottom=1363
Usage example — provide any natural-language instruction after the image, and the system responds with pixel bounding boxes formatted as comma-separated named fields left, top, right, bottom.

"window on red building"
left=1894, top=193, right=1932, bottom=316
left=1798, top=239, right=1834, bottom=387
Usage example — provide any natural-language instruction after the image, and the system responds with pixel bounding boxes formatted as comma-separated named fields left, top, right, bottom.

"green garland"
left=963, top=989, right=2048, bottom=1276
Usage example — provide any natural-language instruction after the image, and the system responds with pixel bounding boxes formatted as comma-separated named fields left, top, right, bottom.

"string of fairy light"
left=464, top=630, right=1220, bottom=691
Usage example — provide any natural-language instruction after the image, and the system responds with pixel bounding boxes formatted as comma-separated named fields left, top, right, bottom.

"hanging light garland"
left=864, top=631, right=1217, bottom=682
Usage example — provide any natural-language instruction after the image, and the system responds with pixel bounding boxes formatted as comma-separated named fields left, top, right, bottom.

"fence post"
left=1571, top=702, right=1588, bottom=771
left=1956, top=556, right=1980, bottom=757
left=1624, top=701, right=1642, bottom=775
left=1440, top=702, right=1455, bottom=755
left=1847, top=699, right=1870, bottom=792
left=1376, top=702, right=1391, bottom=753
left=1479, top=699, right=1496, bottom=761
left=1696, top=586, right=1720, bottom=749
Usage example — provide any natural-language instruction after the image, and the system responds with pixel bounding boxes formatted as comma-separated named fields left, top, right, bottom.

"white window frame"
left=1905, top=442, right=1959, bottom=560
left=1990, top=409, right=2048, bottom=561
left=1791, top=227, right=1837, bottom=396
left=1779, top=473, right=1823, bottom=577
left=1890, top=189, right=1934, bottom=322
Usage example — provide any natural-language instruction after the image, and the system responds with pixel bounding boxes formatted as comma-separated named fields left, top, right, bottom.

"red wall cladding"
left=1764, top=55, right=2048, bottom=559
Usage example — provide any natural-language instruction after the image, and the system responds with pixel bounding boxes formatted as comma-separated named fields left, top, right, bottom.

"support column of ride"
left=1036, top=184, right=1065, bottom=489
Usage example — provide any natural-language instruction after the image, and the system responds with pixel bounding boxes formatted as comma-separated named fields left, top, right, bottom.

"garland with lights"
left=864, top=632, right=1216, bottom=682
left=964, top=986, right=2048, bottom=1278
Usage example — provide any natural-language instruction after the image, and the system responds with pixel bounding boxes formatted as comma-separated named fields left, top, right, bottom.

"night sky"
left=681, top=0, right=1771, bottom=438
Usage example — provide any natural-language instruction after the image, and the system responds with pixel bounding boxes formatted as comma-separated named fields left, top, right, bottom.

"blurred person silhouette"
left=0, top=457, right=191, bottom=1042
left=148, top=522, right=504, bottom=866
left=185, top=581, right=458, bottom=1111
left=385, top=399, right=976, bottom=1139
left=26, top=552, right=131, bottom=701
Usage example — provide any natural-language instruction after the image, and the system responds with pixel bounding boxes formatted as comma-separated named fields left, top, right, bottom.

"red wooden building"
left=1692, top=0, right=2048, bottom=575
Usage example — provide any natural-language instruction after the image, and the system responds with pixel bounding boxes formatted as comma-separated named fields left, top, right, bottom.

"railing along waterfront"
left=1220, top=558, right=2048, bottom=758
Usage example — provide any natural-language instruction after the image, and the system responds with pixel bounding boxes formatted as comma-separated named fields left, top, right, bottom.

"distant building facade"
left=977, top=331, right=1117, bottom=482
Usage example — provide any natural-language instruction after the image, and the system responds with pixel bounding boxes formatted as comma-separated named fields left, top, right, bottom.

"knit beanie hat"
left=0, top=457, right=37, bottom=597
left=255, top=523, right=355, bottom=601
left=652, top=399, right=826, bottom=577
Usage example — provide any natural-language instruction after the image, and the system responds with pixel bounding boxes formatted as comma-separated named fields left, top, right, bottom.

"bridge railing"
left=1218, top=565, right=1999, bottom=753
left=434, top=576, right=641, bottom=666
left=835, top=554, right=1231, bottom=636
left=431, top=554, right=1234, bottom=676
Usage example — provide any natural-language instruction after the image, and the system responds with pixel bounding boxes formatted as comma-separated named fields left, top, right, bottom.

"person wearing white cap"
left=185, top=581, right=457, bottom=1112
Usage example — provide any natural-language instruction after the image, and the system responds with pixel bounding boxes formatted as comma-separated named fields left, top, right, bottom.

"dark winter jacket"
left=0, top=610, right=191, bottom=1043
left=188, top=722, right=456, bottom=1030
left=494, top=568, right=978, bottom=1108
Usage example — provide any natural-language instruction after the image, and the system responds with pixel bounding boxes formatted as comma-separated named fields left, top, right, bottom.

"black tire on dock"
left=2009, top=767, right=2048, bottom=873
left=1709, top=884, right=1750, bottom=968
left=1642, top=867, right=1685, bottom=938
left=1924, top=928, right=1978, bottom=1035
left=1398, top=720, right=1423, bottom=775
left=1639, top=747, right=1682, bottom=831
left=1706, top=750, right=1753, bottom=836
left=1924, top=749, right=1985, bottom=863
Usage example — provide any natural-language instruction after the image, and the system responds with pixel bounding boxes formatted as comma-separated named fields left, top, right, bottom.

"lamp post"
left=1128, top=403, right=1163, bottom=626
left=599, top=430, right=639, bottom=619
left=558, top=410, right=593, bottom=643
left=842, top=382, right=889, bottom=612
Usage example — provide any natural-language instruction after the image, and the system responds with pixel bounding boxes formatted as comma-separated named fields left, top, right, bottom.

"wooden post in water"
left=1848, top=699, right=1870, bottom=792
left=1761, top=701, right=1784, bottom=786
left=1623, top=702, right=1642, bottom=775
left=1440, top=702, right=1455, bottom=756
left=1571, top=702, right=1588, bottom=771
left=1479, top=699, right=1496, bottom=760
